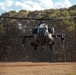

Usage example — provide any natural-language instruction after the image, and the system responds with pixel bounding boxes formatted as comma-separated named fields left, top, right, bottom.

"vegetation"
left=0, top=5, right=76, bottom=62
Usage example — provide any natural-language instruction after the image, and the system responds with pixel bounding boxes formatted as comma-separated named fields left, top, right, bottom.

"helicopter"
left=21, top=21, right=65, bottom=50
left=0, top=16, right=76, bottom=51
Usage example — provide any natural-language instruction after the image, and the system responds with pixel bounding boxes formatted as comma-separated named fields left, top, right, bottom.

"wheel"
left=30, top=42, right=35, bottom=46
left=34, top=44, right=37, bottom=51
left=22, top=39, right=25, bottom=44
left=49, top=44, right=53, bottom=50
left=61, top=37, right=64, bottom=44
left=52, top=41, right=55, bottom=45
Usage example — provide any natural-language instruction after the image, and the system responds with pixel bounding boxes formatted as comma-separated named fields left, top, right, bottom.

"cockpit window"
left=38, top=28, right=45, bottom=32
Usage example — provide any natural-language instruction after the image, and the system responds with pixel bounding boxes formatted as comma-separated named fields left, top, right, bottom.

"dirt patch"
left=0, top=62, right=76, bottom=75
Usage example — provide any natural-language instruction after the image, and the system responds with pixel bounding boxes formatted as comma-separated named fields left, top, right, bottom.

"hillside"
left=68, top=5, right=76, bottom=10
left=0, top=5, right=76, bottom=62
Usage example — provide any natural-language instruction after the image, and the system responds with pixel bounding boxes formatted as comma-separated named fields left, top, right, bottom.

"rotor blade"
left=0, top=16, right=76, bottom=20
left=51, top=16, right=76, bottom=19
left=0, top=16, right=33, bottom=20
left=0, top=16, right=50, bottom=20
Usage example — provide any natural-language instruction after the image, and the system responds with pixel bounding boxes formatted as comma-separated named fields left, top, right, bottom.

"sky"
left=0, top=0, right=76, bottom=15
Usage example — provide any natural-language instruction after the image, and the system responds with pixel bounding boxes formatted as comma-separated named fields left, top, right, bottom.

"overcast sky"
left=0, top=0, right=76, bottom=15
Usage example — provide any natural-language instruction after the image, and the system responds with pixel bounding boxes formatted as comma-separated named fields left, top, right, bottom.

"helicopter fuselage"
left=33, top=23, right=54, bottom=46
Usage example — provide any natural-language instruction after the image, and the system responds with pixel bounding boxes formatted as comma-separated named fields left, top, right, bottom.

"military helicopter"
left=21, top=20, right=65, bottom=50
left=0, top=16, right=76, bottom=50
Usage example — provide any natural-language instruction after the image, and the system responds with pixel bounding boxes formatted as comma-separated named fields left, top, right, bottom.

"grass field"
left=0, top=62, right=76, bottom=75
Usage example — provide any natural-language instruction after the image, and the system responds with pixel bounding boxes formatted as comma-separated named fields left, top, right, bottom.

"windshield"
left=38, top=28, right=45, bottom=32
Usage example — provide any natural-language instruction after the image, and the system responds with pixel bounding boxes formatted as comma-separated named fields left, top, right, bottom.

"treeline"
left=0, top=5, right=76, bottom=62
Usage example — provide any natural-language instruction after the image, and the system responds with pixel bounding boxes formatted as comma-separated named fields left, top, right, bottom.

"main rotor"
left=0, top=16, right=76, bottom=20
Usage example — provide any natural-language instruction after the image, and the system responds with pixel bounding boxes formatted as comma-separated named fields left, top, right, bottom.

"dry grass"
left=0, top=62, right=76, bottom=75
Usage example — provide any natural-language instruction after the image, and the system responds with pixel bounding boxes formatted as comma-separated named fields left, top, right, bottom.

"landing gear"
left=22, top=38, right=25, bottom=44
left=34, top=44, right=37, bottom=51
left=61, top=37, right=65, bottom=44
left=49, top=44, right=53, bottom=50
left=49, top=41, right=54, bottom=50
left=61, top=37, right=66, bottom=62
left=22, top=36, right=26, bottom=44
left=30, top=42, right=37, bottom=51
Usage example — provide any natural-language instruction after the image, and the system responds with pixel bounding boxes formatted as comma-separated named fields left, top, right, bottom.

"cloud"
left=38, top=0, right=54, bottom=9
left=0, top=0, right=14, bottom=11
left=15, top=0, right=43, bottom=10
left=64, top=0, right=72, bottom=8
left=15, top=0, right=71, bottom=10
left=0, top=0, right=72, bottom=14
left=55, top=0, right=71, bottom=8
